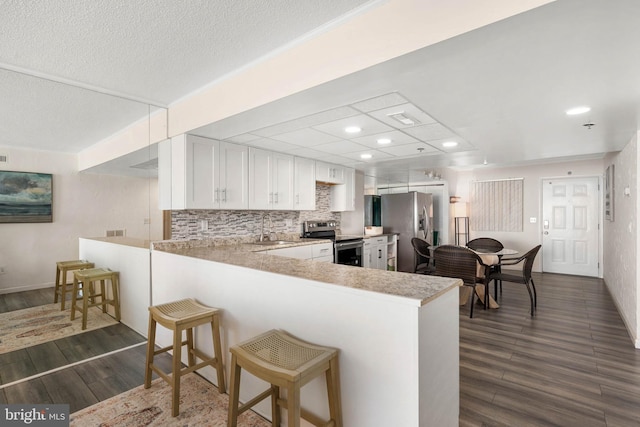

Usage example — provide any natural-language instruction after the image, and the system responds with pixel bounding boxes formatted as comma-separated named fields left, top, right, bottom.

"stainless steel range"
left=303, top=220, right=364, bottom=267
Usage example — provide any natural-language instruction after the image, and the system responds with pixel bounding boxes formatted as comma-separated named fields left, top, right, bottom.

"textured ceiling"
left=0, top=0, right=375, bottom=105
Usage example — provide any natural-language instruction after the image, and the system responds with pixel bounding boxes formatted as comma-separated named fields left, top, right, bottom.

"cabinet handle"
left=274, top=192, right=278, bottom=204
left=222, top=188, right=227, bottom=202
left=378, top=249, right=382, bottom=259
left=269, top=192, right=273, bottom=203
left=296, top=194, right=300, bottom=204
left=215, top=188, right=220, bottom=203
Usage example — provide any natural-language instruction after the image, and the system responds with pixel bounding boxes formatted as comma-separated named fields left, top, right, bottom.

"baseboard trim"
left=0, top=282, right=53, bottom=295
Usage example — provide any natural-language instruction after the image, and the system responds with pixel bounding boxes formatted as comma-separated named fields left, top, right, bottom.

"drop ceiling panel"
left=313, top=139, right=371, bottom=154
left=269, top=128, right=341, bottom=146
left=340, top=150, right=395, bottom=162
left=244, top=137, right=300, bottom=152
left=403, top=123, right=457, bottom=141
left=378, top=142, right=441, bottom=157
left=367, top=103, right=438, bottom=129
left=286, top=147, right=329, bottom=158
left=311, top=114, right=394, bottom=138
left=252, top=106, right=359, bottom=137
left=351, top=92, right=408, bottom=113
left=315, top=153, right=359, bottom=165
left=350, top=130, right=419, bottom=148
left=226, top=133, right=261, bottom=143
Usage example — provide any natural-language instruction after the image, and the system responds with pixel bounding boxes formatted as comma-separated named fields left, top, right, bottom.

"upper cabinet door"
left=294, top=157, right=316, bottom=210
left=272, top=152, right=294, bottom=210
left=248, top=147, right=272, bottom=210
left=316, top=161, right=344, bottom=184
left=219, top=141, right=248, bottom=209
left=186, top=135, right=218, bottom=209
left=248, top=148, right=294, bottom=210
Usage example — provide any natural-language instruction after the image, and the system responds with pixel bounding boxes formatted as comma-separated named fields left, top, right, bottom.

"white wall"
left=603, top=134, right=639, bottom=346
left=453, top=158, right=604, bottom=272
left=0, top=146, right=162, bottom=293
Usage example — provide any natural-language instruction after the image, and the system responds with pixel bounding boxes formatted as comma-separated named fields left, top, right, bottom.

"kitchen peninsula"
left=150, top=238, right=461, bottom=426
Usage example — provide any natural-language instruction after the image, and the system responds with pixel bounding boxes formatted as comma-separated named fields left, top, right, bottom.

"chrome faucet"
left=260, top=214, right=275, bottom=242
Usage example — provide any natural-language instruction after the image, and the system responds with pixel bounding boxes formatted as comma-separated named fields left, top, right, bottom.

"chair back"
left=522, top=245, right=542, bottom=279
left=433, top=245, right=484, bottom=286
left=411, top=237, right=431, bottom=262
left=467, top=238, right=504, bottom=252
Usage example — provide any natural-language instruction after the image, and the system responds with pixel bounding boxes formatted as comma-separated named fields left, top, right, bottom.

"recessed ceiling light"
left=377, top=138, right=392, bottom=145
left=360, top=153, right=373, bottom=159
left=442, top=141, right=458, bottom=148
left=345, top=126, right=362, bottom=134
left=566, top=106, right=591, bottom=115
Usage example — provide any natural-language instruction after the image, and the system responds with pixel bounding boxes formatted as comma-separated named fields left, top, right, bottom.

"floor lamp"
left=454, top=202, right=469, bottom=246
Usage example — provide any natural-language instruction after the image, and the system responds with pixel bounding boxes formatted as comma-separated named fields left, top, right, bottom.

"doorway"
left=541, top=176, right=600, bottom=276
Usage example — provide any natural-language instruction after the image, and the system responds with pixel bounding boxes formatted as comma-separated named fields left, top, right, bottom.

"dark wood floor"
left=0, top=288, right=172, bottom=413
left=3, top=275, right=640, bottom=425
left=459, top=272, right=640, bottom=426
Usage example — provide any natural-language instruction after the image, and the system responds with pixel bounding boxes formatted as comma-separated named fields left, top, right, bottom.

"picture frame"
left=605, top=164, right=614, bottom=221
left=0, top=170, right=53, bottom=223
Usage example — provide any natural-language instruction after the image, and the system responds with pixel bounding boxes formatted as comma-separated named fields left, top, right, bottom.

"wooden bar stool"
left=70, top=267, right=120, bottom=330
left=144, top=298, right=226, bottom=417
left=54, top=260, right=94, bottom=310
left=228, top=329, right=342, bottom=427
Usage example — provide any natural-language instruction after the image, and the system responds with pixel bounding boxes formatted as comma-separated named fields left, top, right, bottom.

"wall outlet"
left=529, top=217, right=537, bottom=223
left=199, top=219, right=208, bottom=231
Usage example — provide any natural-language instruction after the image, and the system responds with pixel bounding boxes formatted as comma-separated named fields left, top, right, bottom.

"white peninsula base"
left=151, top=248, right=459, bottom=426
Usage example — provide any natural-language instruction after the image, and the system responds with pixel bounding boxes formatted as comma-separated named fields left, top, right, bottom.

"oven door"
left=334, top=240, right=363, bottom=267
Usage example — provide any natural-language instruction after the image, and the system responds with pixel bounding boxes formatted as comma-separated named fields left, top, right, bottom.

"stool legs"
left=145, top=302, right=225, bottom=418
left=228, top=354, right=241, bottom=427
left=144, top=316, right=156, bottom=389
left=171, top=328, right=183, bottom=417
left=211, top=316, right=226, bottom=393
left=327, top=357, right=343, bottom=427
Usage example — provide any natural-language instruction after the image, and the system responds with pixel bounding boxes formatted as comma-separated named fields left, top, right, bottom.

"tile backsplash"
left=171, top=184, right=341, bottom=240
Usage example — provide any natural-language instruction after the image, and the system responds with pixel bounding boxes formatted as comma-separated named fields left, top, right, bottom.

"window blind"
left=470, top=178, right=523, bottom=232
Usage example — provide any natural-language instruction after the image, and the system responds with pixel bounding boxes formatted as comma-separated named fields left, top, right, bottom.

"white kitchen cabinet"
left=294, top=157, right=316, bottom=210
left=363, top=238, right=372, bottom=268
left=266, top=242, right=333, bottom=262
left=363, top=236, right=388, bottom=270
left=248, top=148, right=294, bottom=210
left=312, top=242, right=333, bottom=262
left=316, top=161, right=344, bottom=184
left=330, top=167, right=355, bottom=211
left=158, top=134, right=248, bottom=210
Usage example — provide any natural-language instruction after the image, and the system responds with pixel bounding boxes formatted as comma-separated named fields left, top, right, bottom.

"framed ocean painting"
left=0, top=171, right=52, bottom=223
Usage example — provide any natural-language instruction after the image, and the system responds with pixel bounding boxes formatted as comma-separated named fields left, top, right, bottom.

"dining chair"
left=410, top=237, right=436, bottom=275
left=488, top=245, right=541, bottom=316
left=433, top=245, right=493, bottom=318
left=467, top=238, right=504, bottom=252
left=467, top=237, right=505, bottom=295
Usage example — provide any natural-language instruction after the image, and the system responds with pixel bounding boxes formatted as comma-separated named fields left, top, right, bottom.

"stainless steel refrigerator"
left=381, top=192, right=434, bottom=273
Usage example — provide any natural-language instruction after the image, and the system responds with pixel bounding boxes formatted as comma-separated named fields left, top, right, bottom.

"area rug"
left=70, top=373, right=270, bottom=426
left=0, top=303, right=118, bottom=354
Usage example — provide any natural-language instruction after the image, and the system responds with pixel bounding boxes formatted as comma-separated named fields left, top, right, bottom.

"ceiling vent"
left=388, top=112, right=419, bottom=126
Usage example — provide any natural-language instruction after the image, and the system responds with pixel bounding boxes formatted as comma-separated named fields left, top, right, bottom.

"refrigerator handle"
left=422, top=205, right=430, bottom=241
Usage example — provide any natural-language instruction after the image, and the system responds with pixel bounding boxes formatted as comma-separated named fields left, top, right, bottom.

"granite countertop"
left=153, top=238, right=461, bottom=306
left=82, top=236, right=152, bottom=249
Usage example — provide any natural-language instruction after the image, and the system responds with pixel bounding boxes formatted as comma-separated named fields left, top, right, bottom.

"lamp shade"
left=454, top=202, right=469, bottom=218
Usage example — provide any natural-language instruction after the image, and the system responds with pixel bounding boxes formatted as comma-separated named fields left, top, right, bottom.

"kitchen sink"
left=252, top=240, right=295, bottom=246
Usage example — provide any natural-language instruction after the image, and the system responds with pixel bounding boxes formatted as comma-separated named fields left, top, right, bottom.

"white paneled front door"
left=541, top=176, right=600, bottom=276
